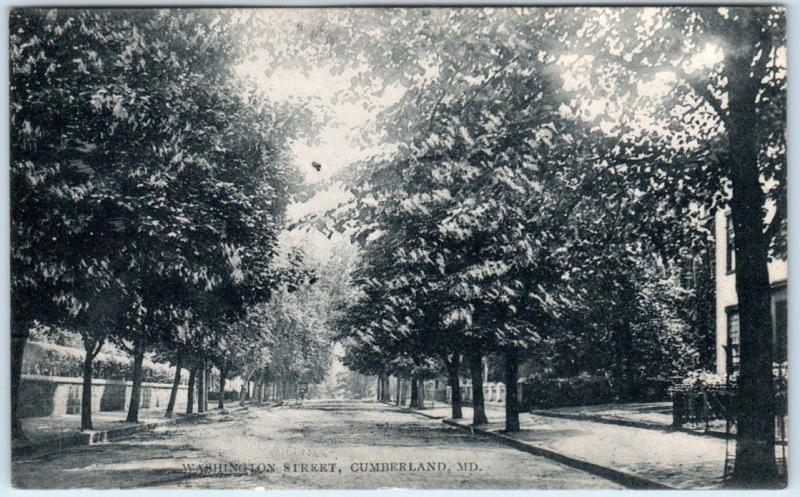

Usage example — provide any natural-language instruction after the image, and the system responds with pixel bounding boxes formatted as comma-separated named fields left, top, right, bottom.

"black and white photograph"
left=7, top=4, right=790, bottom=491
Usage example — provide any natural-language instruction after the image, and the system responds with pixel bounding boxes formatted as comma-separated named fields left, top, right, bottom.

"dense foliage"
left=23, top=341, right=176, bottom=384
left=10, top=8, right=315, bottom=431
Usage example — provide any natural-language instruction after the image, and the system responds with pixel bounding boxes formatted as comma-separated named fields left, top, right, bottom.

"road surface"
left=13, top=400, right=622, bottom=490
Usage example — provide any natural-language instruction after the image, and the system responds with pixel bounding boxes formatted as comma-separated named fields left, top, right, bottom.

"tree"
left=10, top=8, right=127, bottom=439
left=308, top=9, right=641, bottom=431
left=558, top=7, right=786, bottom=484
left=10, top=8, right=307, bottom=429
left=291, top=9, right=587, bottom=429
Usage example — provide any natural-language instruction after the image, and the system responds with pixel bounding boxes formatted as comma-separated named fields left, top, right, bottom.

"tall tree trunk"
left=722, top=20, right=778, bottom=485
left=255, top=374, right=264, bottom=406
left=409, top=377, right=419, bottom=408
left=11, top=322, right=29, bottom=440
left=417, top=376, right=426, bottom=408
left=81, top=337, right=102, bottom=431
left=504, top=345, right=520, bottom=432
left=125, top=340, right=145, bottom=423
left=395, top=377, right=402, bottom=406
left=165, top=355, right=182, bottom=417
left=217, top=362, right=226, bottom=410
left=186, top=367, right=196, bottom=414
left=196, top=362, right=206, bottom=413
left=376, top=375, right=382, bottom=401
left=203, top=367, right=210, bottom=411
left=239, top=375, right=249, bottom=406
left=444, top=354, right=463, bottom=419
left=468, top=349, right=489, bottom=425
left=612, top=314, right=635, bottom=401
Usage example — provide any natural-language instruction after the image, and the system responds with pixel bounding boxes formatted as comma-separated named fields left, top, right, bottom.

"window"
left=726, top=309, right=740, bottom=373
left=726, top=215, right=736, bottom=273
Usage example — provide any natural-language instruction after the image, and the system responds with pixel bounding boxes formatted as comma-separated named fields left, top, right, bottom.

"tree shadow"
left=13, top=440, right=205, bottom=489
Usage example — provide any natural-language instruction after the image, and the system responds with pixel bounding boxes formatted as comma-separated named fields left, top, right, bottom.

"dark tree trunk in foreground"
left=11, top=322, right=29, bottom=440
left=382, top=375, right=391, bottom=402
left=395, top=378, right=402, bottom=406
left=416, top=375, right=426, bottom=408
left=239, top=378, right=248, bottom=406
left=203, top=367, right=210, bottom=411
left=444, top=354, right=463, bottom=419
left=504, top=346, right=520, bottom=432
left=125, top=340, right=145, bottom=423
left=196, top=363, right=206, bottom=413
left=468, top=349, right=489, bottom=425
left=165, top=355, right=182, bottom=417
left=611, top=296, right=636, bottom=402
left=376, top=375, right=382, bottom=401
left=80, top=338, right=103, bottom=430
left=217, top=362, right=226, bottom=410
left=726, top=39, right=777, bottom=483
left=81, top=352, right=95, bottom=430
left=186, top=367, right=196, bottom=414
left=409, top=377, right=420, bottom=408
left=255, top=375, right=263, bottom=406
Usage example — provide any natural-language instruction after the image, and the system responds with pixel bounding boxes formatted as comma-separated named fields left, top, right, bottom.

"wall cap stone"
left=22, top=374, right=186, bottom=389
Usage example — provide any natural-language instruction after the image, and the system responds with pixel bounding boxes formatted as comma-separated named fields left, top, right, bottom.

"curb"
left=14, top=406, right=244, bottom=457
left=441, top=418, right=673, bottom=490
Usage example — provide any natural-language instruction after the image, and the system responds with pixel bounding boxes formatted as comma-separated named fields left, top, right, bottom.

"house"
left=714, top=208, right=788, bottom=379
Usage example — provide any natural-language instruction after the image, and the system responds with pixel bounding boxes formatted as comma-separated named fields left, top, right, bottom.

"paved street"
left=13, top=400, right=622, bottom=490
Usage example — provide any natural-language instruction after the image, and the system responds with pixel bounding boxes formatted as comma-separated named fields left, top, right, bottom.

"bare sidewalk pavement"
left=398, top=401, right=753, bottom=490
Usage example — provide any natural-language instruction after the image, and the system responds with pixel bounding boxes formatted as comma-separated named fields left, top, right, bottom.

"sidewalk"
left=534, top=401, right=674, bottom=425
left=401, top=402, right=737, bottom=489
left=530, top=402, right=738, bottom=439
left=14, top=405, right=244, bottom=457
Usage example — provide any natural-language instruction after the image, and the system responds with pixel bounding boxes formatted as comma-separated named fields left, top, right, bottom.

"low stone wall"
left=447, top=381, right=523, bottom=405
left=19, top=374, right=189, bottom=418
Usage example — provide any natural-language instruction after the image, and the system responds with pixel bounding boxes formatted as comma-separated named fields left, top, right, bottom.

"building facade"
left=714, top=208, right=788, bottom=378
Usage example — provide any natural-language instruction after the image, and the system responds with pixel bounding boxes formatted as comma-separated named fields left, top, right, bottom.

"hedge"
left=519, top=374, right=615, bottom=409
left=22, top=341, right=176, bottom=384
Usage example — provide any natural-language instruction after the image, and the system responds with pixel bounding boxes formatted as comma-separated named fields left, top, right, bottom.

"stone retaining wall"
left=19, top=374, right=189, bottom=418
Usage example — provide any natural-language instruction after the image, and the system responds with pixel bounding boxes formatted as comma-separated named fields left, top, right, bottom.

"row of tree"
left=10, top=9, right=324, bottom=436
left=302, top=7, right=787, bottom=486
